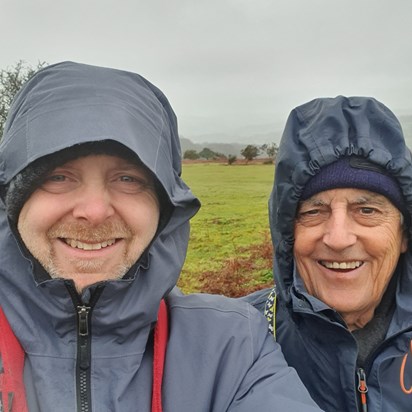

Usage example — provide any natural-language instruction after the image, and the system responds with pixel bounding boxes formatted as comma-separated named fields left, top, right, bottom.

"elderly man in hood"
left=0, top=62, right=323, bottom=412
left=246, top=96, right=412, bottom=411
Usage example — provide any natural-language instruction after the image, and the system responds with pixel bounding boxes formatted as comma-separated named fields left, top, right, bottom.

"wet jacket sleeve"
left=228, top=305, right=324, bottom=411
left=166, top=294, right=323, bottom=411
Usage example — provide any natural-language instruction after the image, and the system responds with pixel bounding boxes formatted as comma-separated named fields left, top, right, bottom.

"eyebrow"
left=300, top=192, right=389, bottom=207
left=299, top=198, right=328, bottom=208
left=350, top=193, right=388, bottom=206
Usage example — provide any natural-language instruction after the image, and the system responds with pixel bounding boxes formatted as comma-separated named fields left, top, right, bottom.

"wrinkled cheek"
left=371, top=262, right=398, bottom=297
left=294, top=259, right=316, bottom=294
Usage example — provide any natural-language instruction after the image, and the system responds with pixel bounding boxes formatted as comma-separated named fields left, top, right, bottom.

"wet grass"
left=178, top=162, right=275, bottom=295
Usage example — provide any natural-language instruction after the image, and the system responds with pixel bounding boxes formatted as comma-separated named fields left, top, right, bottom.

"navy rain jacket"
left=245, top=96, right=412, bottom=411
left=0, top=62, right=323, bottom=411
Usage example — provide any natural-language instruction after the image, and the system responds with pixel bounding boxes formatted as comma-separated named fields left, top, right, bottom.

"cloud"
left=1, top=0, right=412, bottom=140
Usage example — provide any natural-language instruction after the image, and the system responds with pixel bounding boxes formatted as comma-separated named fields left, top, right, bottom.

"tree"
left=0, top=60, right=47, bottom=138
left=183, top=149, right=200, bottom=160
left=261, top=142, right=279, bottom=162
left=240, top=144, right=260, bottom=163
left=199, top=147, right=217, bottom=160
left=227, top=154, right=237, bottom=165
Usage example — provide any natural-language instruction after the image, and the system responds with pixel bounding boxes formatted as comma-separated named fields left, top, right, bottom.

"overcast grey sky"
left=1, top=0, right=412, bottom=143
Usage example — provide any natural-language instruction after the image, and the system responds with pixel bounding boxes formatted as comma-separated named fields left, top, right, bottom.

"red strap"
left=152, top=299, right=168, bottom=412
left=0, top=302, right=168, bottom=412
left=0, top=306, right=28, bottom=412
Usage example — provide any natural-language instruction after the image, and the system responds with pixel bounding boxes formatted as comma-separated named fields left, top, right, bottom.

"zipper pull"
left=78, top=306, right=91, bottom=337
left=77, top=306, right=91, bottom=371
left=357, top=368, right=368, bottom=412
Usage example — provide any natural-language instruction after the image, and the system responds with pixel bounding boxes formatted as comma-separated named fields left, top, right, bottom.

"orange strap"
left=400, top=339, right=412, bottom=394
left=0, top=306, right=28, bottom=412
left=152, top=299, right=168, bottom=412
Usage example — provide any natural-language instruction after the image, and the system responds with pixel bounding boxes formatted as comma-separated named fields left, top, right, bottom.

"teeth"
left=64, top=238, right=116, bottom=250
left=321, top=261, right=362, bottom=269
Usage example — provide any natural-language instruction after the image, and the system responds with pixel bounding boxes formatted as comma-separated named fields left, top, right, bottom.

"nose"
left=72, top=184, right=115, bottom=225
left=322, top=210, right=357, bottom=251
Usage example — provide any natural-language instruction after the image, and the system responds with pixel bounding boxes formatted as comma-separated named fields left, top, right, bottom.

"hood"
left=0, top=61, right=200, bottom=317
left=270, top=96, right=412, bottom=301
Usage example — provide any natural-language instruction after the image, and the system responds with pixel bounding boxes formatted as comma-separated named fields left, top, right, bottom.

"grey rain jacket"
left=245, top=96, right=412, bottom=411
left=0, top=62, right=323, bottom=412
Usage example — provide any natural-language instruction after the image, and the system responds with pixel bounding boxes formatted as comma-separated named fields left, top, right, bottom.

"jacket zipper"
left=353, top=327, right=412, bottom=411
left=66, top=282, right=105, bottom=412
left=296, top=302, right=412, bottom=411
left=77, top=304, right=91, bottom=412
left=356, top=368, right=368, bottom=412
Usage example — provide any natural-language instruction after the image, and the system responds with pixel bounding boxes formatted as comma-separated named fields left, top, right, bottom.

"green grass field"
left=178, top=162, right=275, bottom=295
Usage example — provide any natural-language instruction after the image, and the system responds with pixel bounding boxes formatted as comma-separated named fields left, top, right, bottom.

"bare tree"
left=261, top=142, right=279, bottom=162
left=0, top=60, right=47, bottom=138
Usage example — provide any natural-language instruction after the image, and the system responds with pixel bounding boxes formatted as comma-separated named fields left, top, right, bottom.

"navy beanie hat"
left=301, top=156, right=407, bottom=217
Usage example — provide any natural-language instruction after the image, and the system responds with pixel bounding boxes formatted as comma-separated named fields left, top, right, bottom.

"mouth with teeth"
left=319, top=261, right=363, bottom=270
left=63, top=238, right=117, bottom=251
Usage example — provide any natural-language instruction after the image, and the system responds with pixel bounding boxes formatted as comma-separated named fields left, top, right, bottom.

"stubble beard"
left=30, top=220, right=140, bottom=288
left=44, top=249, right=133, bottom=282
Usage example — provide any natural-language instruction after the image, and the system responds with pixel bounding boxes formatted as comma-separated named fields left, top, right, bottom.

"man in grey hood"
left=0, top=62, right=322, bottom=412
left=246, top=96, right=412, bottom=411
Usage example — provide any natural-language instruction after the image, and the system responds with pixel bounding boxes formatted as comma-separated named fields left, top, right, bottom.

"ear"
left=401, top=231, right=408, bottom=253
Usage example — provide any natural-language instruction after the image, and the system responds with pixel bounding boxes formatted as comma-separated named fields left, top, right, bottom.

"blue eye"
left=111, top=174, right=153, bottom=194
left=40, top=173, right=77, bottom=194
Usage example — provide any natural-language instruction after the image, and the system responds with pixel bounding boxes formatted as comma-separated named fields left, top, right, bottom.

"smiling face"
left=17, top=154, right=160, bottom=292
left=294, top=188, right=408, bottom=330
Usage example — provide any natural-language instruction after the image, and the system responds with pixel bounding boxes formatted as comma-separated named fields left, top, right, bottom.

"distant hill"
left=180, top=115, right=412, bottom=156
left=180, top=137, right=248, bottom=157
